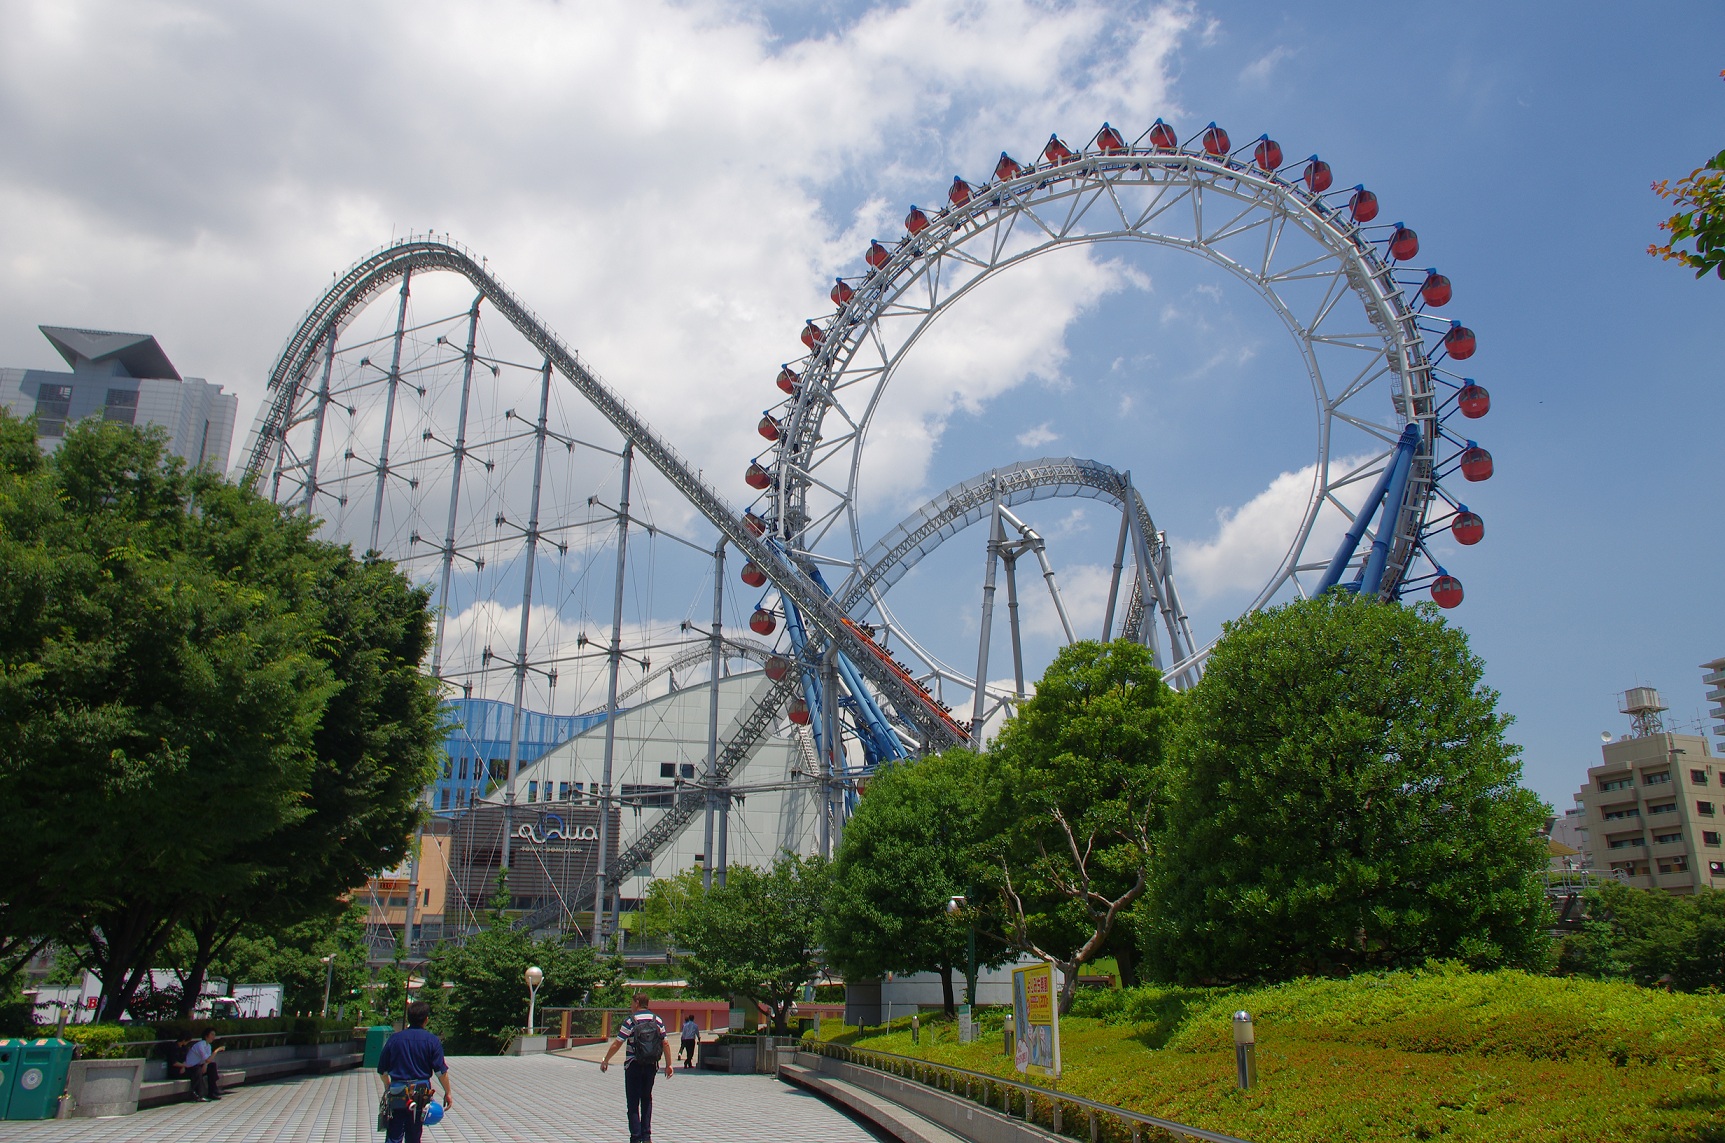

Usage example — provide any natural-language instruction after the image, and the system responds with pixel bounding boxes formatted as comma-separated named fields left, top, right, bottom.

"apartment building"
left=1704, top=656, right=1725, bottom=752
left=1575, top=689, right=1723, bottom=894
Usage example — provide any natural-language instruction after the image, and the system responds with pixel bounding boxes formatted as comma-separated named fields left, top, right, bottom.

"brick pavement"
left=0, top=1055, right=888, bottom=1143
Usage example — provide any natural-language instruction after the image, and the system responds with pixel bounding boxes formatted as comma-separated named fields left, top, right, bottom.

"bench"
left=138, top=1069, right=246, bottom=1108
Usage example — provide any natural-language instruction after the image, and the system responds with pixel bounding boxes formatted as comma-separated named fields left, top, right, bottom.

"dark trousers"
left=680, top=1036, right=697, bottom=1066
left=189, top=1060, right=221, bottom=1099
left=384, top=1107, right=424, bottom=1143
left=624, top=1059, right=658, bottom=1142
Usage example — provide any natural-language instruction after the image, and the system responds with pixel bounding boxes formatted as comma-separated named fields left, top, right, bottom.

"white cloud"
left=1239, top=45, right=1294, bottom=86
left=1016, top=422, right=1059, bottom=448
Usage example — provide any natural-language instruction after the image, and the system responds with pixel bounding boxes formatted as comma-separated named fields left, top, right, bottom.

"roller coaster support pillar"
left=431, top=295, right=483, bottom=677
left=501, top=356, right=553, bottom=877
left=301, top=332, right=336, bottom=512
left=1101, top=503, right=1131, bottom=642
left=820, top=650, right=839, bottom=857
left=1121, top=473, right=1164, bottom=667
left=702, top=540, right=725, bottom=891
left=969, top=494, right=1004, bottom=746
left=592, top=441, right=635, bottom=946
left=801, top=566, right=904, bottom=765
left=369, top=267, right=412, bottom=552
left=1003, top=549, right=1025, bottom=697
left=998, top=504, right=1076, bottom=645
left=1359, top=426, right=1420, bottom=598
left=1317, top=423, right=1420, bottom=594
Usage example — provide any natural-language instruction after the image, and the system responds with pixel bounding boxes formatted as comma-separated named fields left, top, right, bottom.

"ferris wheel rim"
left=752, top=132, right=1477, bottom=673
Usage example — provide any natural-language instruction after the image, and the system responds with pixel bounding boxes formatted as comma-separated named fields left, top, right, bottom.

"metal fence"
left=801, top=1040, right=1251, bottom=1143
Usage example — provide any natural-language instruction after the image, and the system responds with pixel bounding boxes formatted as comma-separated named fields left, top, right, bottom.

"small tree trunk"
left=1055, top=959, right=1079, bottom=1016
left=939, top=963, right=955, bottom=1016
left=1112, top=941, right=1140, bottom=989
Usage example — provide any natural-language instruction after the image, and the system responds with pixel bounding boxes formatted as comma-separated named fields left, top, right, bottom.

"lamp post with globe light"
left=525, top=966, right=544, bottom=1034
left=319, top=955, right=335, bottom=1018
left=946, top=896, right=977, bottom=1008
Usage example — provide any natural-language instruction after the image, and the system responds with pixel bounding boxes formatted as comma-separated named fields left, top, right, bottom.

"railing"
left=87, top=1028, right=357, bottom=1060
left=801, top=1040, right=1251, bottom=1143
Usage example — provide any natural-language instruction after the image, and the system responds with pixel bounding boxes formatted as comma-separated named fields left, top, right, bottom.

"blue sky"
left=0, top=1, right=1719, bottom=808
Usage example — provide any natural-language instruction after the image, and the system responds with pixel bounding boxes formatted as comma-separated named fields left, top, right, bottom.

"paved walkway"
left=0, top=1055, right=888, bottom=1143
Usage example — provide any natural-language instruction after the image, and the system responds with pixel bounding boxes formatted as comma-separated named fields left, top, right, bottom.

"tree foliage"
left=0, top=413, right=443, bottom=1016
left=667, top=853, right=829, bottom=1032
left=822, top=749, right=1009, bottom=1013
left=1558, top=882, right=1725, bottom=991
left=1141, top=594, right=1551, bottom=983
left=1649, top=72, right=1725, bottom=281
left=427, top=881, right=614, bottom=1052
left=988, top=640, right=1174, bottom=1012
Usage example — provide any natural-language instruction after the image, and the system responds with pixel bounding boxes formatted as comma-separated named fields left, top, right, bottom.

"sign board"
left=1010, top=961, right=1060, bottom=1078
left=957, top=1003, right=974, bottom=1044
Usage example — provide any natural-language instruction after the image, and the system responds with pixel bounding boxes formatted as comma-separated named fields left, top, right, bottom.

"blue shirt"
left=183, top=1041, right=213, bottom=1068
left=377, top=1027, right=447, bottom=1081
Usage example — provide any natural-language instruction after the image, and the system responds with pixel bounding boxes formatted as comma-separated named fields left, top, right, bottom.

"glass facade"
left=430, top=697, right=607, bottom=812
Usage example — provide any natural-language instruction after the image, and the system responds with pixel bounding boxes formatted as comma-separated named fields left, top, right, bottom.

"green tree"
left=822, top=749, right=1008, bottom=1014
left=1649, top=72, right=1725, bottom=281
left=1141, top=594, right=1551, bottom=984
left=0, top=413, right=442, bottom=1016
left=427, top=881, right=612, bottom=1051
left=987, top=640, right=1174, bottom=1013
left=1558, top=882, right=1725, bottom=991
left=670, top=853, right=829, bottom=1033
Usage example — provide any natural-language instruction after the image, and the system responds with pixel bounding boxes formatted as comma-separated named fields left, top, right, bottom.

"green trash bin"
left=5, top=1038, right=73, bottom=1119
left=363, top=1026, right=394, bottom=1070
left=0, top=1039, right=18, bottom=1118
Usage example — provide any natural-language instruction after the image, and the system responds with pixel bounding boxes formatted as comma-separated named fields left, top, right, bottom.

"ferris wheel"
left=749, top=118, right=1493, bottom=691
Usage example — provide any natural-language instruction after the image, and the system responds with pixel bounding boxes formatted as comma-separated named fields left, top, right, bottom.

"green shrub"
left=58, top=1024, right=155, bottom=1058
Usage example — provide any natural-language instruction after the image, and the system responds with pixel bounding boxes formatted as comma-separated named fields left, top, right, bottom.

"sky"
left=1, top=0, right=1721, bottom=809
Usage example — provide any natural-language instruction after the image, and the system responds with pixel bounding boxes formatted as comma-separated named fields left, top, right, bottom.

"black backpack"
left=627, top=1014, right=665, bottom=1060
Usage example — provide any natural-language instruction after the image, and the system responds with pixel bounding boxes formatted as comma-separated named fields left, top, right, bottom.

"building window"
left=103, top=389, right=138, bottom=424
left=660, top=763, right=676, bottom=778
left=1653, top=831, right=1683, bottom=845
left=1705, top=831, right=1721, bottom=847
left=33, top=384, right=72, bottom=437
left=1648, top=802, right=1678, bottom=815
left=443, top=756, right=453, bottom=779
left=527, top=781, right=537, bottom=802
left=1712, top=861, right=1725, bottom=876
left=458, top=756, right=468, bottom=780
left=558, top=781, right=571, bottom=801
left=1694, top=769, right=1711, bottom=785
left=439, top=789, right=450, bottom=810
left=1699, top=801, right=1717, bottom=817
left=1607, top=837, right=1647, bottom=849
left=681, top=763, right=696, bottom=779
left=1643, top=770, right=1672, bottom=786
left=1657, top=856, right=1689, bottom=874
left=1599, top=776, right=1634, bottom=792
left=1601, top=807, right=1640, bottom=821
left=488, top=758, right=505, bottom=781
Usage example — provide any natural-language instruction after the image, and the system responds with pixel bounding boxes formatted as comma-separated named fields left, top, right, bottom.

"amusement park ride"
left=240, top=116, right=1493, bottom=942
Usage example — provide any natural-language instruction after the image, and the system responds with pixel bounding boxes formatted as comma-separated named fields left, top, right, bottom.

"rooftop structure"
left=0, top=325, right=238, bottom=469
left=1703, top=657, right=1725, bottom=750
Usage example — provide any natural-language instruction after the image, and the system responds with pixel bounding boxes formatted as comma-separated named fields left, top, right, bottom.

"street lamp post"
left=946, top=896, right=977, bottom=1008
left=319, top=955, right=335, bottom=1019
left=525, top=966, right=544, bottom=1034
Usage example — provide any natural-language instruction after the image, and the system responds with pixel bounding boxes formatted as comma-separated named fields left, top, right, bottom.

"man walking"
left=377, top=1001, right=454, bottom=1143
left=600, top=992, right=673, bottom=1143
left=679, top=1014, right=699, bottom=1068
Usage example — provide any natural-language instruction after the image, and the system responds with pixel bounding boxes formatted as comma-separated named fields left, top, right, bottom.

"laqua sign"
left=514, top=814, right=599, bottom=845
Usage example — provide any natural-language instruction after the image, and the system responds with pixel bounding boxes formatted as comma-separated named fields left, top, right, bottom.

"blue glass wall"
left=431, top=698, right=607, bottom=812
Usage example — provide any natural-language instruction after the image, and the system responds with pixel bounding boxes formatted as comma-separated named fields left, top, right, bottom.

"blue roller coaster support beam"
left=805, top=567, right=907, bottom=765
left=1358, top=425, right=1421, bottom=597
left=782, top=599, right=830, bottom=763
left=1316, top=423, right=1421, bottom=594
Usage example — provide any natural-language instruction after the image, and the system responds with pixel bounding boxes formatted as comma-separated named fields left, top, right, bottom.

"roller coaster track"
left=244, top=237, right=965, bottom=750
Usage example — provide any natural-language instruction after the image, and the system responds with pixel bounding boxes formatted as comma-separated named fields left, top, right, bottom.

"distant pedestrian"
left=600, top=992, right=673, bottom=1143
left=679, top=1014, right=699, bottom=1067
left=377, top=1001, right=453, bottom=1143
left=181, top=1029, right=225, bottom=1102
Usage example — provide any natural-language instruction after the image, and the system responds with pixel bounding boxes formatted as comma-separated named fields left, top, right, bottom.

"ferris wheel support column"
left=369, top=268, right=412, bottom=552
left=431, top=296, right=483, bottom=677
left=702, top=541, right=725, bottom=891
left=300, top=334, right=336, bottom=513
left=968, top=494, right=1005, bottom=746
left=501, top=356, right=554, bottom=877
left=1360, top=427, right=1421, bottom=598
left=592, top=441, right=636, bottom=947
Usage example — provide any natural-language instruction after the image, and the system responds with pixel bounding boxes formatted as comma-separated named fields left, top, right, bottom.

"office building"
left=1574, top=688, right=1724, bottom=894
left=0, top=326, right=238, bottom=469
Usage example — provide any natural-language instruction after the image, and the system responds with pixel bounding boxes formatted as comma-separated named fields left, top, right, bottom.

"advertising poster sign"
left=1010, top=961, right=1060, bottom=1078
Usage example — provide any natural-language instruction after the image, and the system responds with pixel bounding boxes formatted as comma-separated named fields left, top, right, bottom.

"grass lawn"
left=821, top=965, right=1725, bottom=1143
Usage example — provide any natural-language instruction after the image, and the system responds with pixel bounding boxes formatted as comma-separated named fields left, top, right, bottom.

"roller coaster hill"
left=239, top=113, right=1494, bottom=947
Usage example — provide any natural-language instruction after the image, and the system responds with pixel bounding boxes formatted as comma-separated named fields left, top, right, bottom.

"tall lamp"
left=319, top=955, right=335, bottom=1018
left=946, top=896, right=976, bottom=1007
left=525, top=966, right=544, bottom=1034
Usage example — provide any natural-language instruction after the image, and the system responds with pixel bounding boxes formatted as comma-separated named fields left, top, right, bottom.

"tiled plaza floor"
left=0, top=1055, right=888, bottom=1143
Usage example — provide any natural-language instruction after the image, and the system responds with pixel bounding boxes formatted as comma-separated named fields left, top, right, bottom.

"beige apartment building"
left=1575, top=689, right=1724, bottom=894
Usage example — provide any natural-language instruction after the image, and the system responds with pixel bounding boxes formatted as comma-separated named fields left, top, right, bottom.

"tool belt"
left=377, top=1081, right=435, bottom=1131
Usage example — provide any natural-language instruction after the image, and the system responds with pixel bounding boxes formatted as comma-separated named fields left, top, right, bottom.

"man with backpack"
left=599, top=992, right=673, bottom=1143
